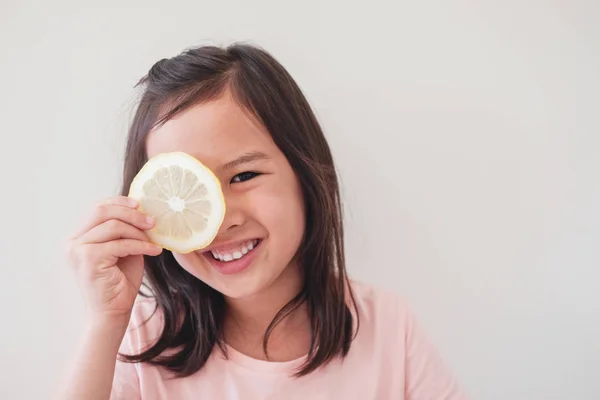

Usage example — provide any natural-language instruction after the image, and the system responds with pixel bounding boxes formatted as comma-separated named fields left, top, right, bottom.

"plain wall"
left=1, top=1, right=599, bottom=399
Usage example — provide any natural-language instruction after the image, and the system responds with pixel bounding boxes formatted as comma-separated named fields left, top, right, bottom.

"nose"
left=217, top=192, right=246, bottom=235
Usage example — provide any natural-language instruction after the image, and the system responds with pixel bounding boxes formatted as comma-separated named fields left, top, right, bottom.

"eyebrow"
left=218, top=151, right=271, bottom=172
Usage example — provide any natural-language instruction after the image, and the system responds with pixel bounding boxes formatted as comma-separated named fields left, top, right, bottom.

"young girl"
left=61, top=43, right=467, bottom=400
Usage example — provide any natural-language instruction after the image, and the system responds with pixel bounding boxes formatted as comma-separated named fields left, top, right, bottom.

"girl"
left=61, top=43, right=467, bottom=400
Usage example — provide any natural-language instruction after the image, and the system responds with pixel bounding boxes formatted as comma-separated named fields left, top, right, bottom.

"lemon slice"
left=128, top=152, right=225, bottom=253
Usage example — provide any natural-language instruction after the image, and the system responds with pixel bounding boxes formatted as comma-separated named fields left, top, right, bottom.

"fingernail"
left=146, top=216, right=154, bottom=225
left=128, top=197, right=139, bottom=207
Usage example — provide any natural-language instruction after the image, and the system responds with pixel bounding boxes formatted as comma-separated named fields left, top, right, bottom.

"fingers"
left=73, top=196, right=152, bottom=239
left=100, top=196, right=139, bottom=208
left=101, top=239, right=163, bottom=259
left=71, top=238, right=162, bottom=268
left=80, top=219, right=151, bottom=244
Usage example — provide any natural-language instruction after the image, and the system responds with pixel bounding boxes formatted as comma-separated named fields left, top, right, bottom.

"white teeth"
left=210, top=240, right=259, bottom=262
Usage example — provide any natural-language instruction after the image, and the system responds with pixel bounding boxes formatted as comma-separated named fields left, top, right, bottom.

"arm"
left=57, top=196, right=160, bottom=399
left=58, top=318, right=128, bottom=400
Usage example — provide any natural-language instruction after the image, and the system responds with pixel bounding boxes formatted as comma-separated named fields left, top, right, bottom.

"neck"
left=223, top=263, right=310, bottom=360
left=225, top=262, right=305, bottom=333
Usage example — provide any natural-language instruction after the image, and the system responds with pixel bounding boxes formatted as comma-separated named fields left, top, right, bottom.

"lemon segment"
left=128, top=152, right=225, bottom=253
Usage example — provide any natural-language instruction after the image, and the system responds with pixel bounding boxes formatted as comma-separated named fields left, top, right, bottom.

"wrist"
left=84, top=312, right=131, bottom=337
left=79, top=319, right=129, bottom=358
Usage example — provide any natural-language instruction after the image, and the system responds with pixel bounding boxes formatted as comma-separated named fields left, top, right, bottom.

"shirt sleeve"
left=404, top=307, right=469, bottom=400
left=109, top=331, right=142, bottom=400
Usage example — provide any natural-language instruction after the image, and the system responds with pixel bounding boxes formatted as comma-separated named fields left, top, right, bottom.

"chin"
left=207, top=267, right=282, bottom=301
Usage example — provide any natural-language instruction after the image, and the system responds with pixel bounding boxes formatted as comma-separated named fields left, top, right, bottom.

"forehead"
left=146, top=94, right=276, bottom=168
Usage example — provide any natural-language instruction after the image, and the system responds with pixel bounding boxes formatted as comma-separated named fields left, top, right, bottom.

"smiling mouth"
left=209, top=239, right=261, bottom=262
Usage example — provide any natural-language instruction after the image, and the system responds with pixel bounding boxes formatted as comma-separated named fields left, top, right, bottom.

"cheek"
left=253, top=176, right=305, bottom=247
left=171, top=252, right=212, bottom=282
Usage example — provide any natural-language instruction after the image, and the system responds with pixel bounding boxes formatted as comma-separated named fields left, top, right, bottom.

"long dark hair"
left=119, top=43, right=358, bottom=377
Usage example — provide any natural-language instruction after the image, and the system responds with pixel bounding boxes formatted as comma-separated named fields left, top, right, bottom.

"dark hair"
left=119, top=43, right=358, bottom=377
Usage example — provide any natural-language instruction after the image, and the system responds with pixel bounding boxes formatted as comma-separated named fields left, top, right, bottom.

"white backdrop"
left=1, top=1, right=598, bottom=399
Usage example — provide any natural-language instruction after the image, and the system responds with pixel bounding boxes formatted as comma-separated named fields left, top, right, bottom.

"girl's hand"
left=67, top=196, right=162, bottom=325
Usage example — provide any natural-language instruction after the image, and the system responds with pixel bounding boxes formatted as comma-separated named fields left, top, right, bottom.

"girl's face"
left=146, top=93, right=306, bottom=299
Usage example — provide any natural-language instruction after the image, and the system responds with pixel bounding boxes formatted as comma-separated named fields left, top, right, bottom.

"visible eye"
left=231, top=171, right=260, bottom=183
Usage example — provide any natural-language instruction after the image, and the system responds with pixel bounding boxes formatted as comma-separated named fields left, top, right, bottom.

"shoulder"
left=346, top=283, right=469, bottom=399
left=346, top=278, right=419, bottom=347
left=348, top=278, right=414, bottom=324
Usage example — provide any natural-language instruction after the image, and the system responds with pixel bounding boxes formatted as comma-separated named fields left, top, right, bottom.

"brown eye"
left=231, top=171, right=259, bottom=183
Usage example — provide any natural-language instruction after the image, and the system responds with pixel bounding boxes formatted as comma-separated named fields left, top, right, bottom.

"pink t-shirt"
left=111, top=280, right=468, bottom=399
